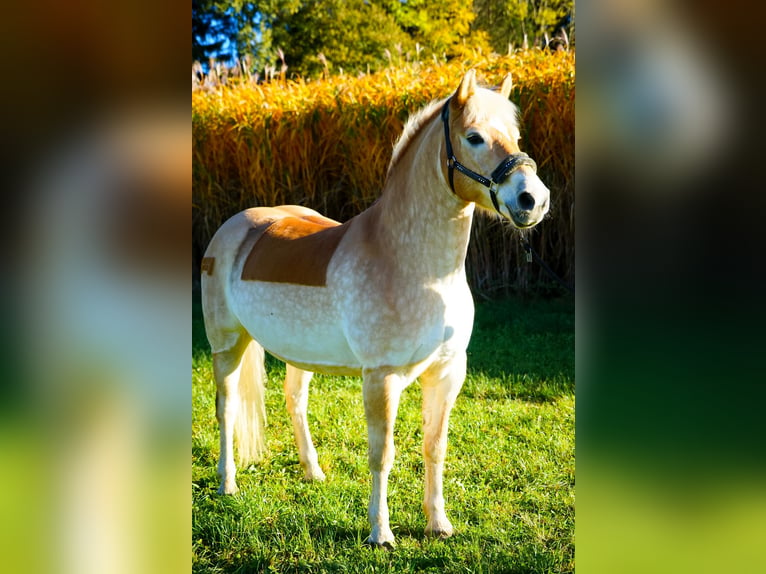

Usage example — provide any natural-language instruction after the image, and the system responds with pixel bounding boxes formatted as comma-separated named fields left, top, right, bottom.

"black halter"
left=441, top=98, right=537, bottom=213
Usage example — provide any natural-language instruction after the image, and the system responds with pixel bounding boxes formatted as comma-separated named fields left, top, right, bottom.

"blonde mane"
left=386, top=97, right=447, bottom=174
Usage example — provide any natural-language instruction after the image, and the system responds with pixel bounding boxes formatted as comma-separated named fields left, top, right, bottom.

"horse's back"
left=240, top=211, right=349, bottom=287
left=202, top=205, right=338, bottom=275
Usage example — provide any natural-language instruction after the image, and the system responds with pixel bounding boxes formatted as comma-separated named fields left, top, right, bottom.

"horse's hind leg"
left=213, top=334, right=250, bottom=494
left=419, top=352, right=467, bottom=538
left=284, top=365, right=325, bottom=481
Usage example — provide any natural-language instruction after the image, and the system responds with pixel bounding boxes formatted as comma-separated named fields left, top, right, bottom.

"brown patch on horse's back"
left=241, top=214, right=349, bottom=286
left=200, top=257, right=215, bottom=275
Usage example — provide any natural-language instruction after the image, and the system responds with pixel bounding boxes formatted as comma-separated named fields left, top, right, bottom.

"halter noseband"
left=441, top=98, right=537, bottom=213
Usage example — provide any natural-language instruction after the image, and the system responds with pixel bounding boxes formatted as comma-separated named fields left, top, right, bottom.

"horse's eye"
left=466, top=133, right=484, bottom=145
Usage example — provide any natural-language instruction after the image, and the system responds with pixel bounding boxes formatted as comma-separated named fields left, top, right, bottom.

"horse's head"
left=442, top=70, right=550, bottom=229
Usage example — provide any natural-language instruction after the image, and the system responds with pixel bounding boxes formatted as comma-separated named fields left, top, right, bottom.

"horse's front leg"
left=419, top=352, right=466, bottom=538
left=362, top=368, right=406, bottom=548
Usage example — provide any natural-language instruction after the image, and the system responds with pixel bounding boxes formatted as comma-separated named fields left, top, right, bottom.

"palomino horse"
left=201, top=69, right=550, bottom=547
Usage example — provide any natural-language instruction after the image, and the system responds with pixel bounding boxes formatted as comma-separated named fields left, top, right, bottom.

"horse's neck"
left=370, top=120, right=475, bottom=281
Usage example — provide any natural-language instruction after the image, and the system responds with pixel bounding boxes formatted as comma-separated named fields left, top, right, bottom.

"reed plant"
left=192, top=50, right=574, bottom=295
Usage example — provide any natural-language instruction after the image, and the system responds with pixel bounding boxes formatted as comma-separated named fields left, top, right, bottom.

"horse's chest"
left=339, top=277, right=474, bottom=367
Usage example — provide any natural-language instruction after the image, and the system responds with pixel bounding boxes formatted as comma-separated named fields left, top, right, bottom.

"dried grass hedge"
left=192, top=50, right=574, bottom=296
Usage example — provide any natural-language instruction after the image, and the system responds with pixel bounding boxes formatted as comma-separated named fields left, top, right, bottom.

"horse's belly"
left=229, top=282, right=360, bottom=374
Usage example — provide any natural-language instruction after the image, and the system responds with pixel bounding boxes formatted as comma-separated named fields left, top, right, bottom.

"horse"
left=200, top=69, right=550, bottom=547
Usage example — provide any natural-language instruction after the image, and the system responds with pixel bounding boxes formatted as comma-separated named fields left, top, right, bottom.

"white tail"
left=235, top=339, right=267, bottom=466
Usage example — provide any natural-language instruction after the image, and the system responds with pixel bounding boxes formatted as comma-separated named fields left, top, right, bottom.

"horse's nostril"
left=518, top=192, right=535, bottom=211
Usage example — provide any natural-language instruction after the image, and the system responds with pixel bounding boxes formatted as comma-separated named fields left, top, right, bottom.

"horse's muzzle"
left=504, top=176, right=550, bottom=229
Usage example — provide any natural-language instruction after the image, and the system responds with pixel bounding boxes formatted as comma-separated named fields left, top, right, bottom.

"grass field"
left=192, top=295, right=574, bottom=573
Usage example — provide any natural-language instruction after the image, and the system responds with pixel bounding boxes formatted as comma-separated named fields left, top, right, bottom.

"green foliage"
left=269, top=0, right=415, bottom=77
left=473, top=0, right=574, bottom=52
left=378, top=0, right=487, bottom=59
left=193, top=1, right=573, bottom=78
left=192, top=296, right=574, bottom=572
left=192, top=0, right=266, bottom=68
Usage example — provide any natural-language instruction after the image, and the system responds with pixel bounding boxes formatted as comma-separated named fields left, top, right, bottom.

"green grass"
left=193, top=295, right=574, bottom=573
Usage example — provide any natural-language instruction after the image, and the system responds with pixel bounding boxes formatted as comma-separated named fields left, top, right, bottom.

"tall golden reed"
left=193, top=50, right=574, bottom=295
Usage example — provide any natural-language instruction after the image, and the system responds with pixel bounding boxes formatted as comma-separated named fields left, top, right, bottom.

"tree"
left=192, top=0, right=234, bottom=64
left=472, top=0, right=574, bottom=52
left=191, top=0, right=574, bottom=79
left=377, top=0, right=489, bottom=59
left=269, top=0, right=414, bottom=77
left=193, top=1, right=301, bottom=70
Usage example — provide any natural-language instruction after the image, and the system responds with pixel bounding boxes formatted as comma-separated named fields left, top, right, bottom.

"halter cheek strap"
left=441, top=98, right=537, bottom=214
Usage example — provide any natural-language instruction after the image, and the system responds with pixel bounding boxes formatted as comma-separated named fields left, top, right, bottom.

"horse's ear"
left=455, top=69, right=477, bottom=106
left=499, top=74, right=513, bottom=99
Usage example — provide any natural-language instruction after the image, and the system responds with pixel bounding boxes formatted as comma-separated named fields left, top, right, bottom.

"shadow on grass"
left=466, top=294, right=574, bottom=402
left=468, top=294, right=574, bottom=375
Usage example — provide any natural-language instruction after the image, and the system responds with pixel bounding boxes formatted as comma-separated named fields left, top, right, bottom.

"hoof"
left=425, top=522, right=454, bottom=539
left=217, top=482, right=239, bottom=495
left=364, top=538, right=395, bottom=551
left=425, top=528, right=454, bottom=540
left=303, top=466, right=326, bottom=482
